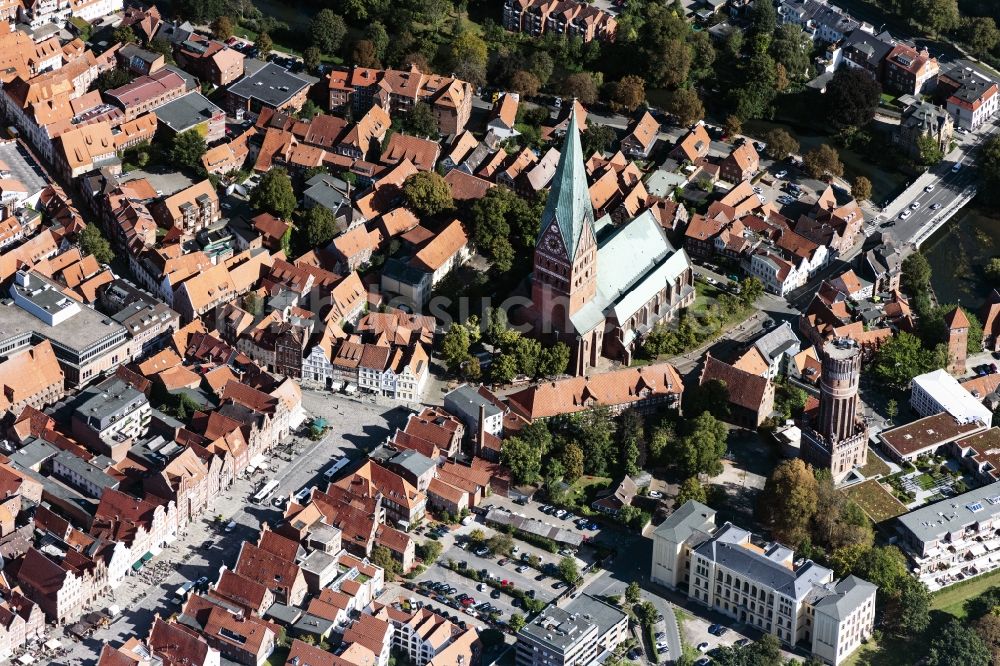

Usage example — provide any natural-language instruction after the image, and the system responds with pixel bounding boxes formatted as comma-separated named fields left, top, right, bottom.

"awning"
left=17, top=655, right=33, bottom=664
left=969, top=544, right=988, bottom=558
left=131, top=552, right=153, bottom=571
left=289, top=406, right=308, bottom=429
left=149, top=544, right=162, bottom=557
left=44, top=639, right=60, bottom=650
left=250, top=453, right=267, bottom=468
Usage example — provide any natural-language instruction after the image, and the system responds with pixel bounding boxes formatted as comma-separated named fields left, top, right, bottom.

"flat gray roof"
left=155, top=92, right=223, bottom=133
left=520, top=595, right=625, bottom=652
left=228, top=63, right=310, bottom=108
left=0, top=140, right=48, bottom=196
left=898, top=479, right=1000, bottom=544
left=3, top=273, right=127, bottom=358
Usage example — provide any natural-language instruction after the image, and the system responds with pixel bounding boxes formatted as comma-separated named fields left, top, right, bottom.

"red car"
left=461, top=597, right=475, bottom=606
left=226, top=37, right=238, bottom=45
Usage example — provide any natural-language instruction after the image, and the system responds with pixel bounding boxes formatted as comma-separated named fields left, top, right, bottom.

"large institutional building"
left=800, top=338, right=869, bottom=481
left=652, top=502, right=876, bottom=666
left=530, top=109, right=694, bottom=375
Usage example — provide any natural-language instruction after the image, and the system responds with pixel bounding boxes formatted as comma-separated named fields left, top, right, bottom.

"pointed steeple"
left=539, top=102, right=595, bottom=260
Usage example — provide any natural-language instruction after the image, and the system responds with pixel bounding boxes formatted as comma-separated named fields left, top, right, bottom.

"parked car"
left=491, top=589, right=502, bottom=599
left=697, top=642, right=710, bottom=653
left=774, top=170, right=787, bottom=179
left=649, top=490, right=663, bottom=499
left=474, top=547, right=490, bottom=557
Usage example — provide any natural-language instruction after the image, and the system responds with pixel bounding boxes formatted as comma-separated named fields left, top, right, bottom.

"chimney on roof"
left=476, top=403, right=487, bottom=458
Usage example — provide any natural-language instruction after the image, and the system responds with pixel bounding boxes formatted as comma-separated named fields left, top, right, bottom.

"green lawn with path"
left=931, top=567, right=1000, bottom=618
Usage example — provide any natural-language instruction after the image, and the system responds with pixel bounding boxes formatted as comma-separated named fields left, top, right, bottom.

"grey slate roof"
left=653, top=500, right=716, bottom=544
left=444, top=384, right=503, bottom=422
left=693, top=523, right=834, bottom=602
left=389, top=449, right=436, bottom=479
left=753, top=321, right=800, bottom=362
left=812, top=575, right=876, bottom=620
left=539, top=106, right=594, bottom=260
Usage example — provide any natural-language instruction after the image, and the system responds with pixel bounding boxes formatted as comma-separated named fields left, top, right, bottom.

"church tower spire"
left=532, top=102, right=598, bottom=325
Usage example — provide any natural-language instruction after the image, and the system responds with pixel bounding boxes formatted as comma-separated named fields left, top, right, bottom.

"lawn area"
left=931, top=567, right=1000, bottom=618
left=844, top=632, right=928, bottom=666
left=916, top=473, right=936, bottom=490
left=842, top=480, right=908, bottom=523
left=691, top=281, right=723, bottom=315
left=562, top=476, right=612, bottom=512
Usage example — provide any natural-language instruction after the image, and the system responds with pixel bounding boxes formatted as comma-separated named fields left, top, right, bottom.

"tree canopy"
left=311, top=9, right=347, bottom=53
left=402, top=171, right=454, bottom=217
left=251, top=168, right=297, bottom=219
left=79, top=224, right=115, bottom=265
left=758, top=459, right=818, bottom=546
left=826, top=67, right=881, bottom=129
left=169, top=129, right=207, bottom=170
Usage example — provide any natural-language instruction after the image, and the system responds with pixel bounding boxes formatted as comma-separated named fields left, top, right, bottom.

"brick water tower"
left=801, top=338, right=869, bottom=482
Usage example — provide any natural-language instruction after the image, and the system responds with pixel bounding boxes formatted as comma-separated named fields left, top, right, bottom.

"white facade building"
left=652, top=501, right=876, bottom=666
left=910, top=369, right=993, bottom=426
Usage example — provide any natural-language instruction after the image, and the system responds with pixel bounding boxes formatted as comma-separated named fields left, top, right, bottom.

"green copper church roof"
left=539, top=105, right=594, bottom=260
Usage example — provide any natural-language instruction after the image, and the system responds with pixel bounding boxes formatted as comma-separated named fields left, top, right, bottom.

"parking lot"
left=412, top=514, right=588, bottom=626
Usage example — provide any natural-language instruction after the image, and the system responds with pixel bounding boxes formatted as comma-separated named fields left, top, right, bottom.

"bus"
left=323, top=456, right=350, bottom=481
left=252, top=479, right=279, bottom=504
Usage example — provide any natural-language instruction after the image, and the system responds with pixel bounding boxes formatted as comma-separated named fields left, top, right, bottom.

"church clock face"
left=542, top=225, right=565, bottom=258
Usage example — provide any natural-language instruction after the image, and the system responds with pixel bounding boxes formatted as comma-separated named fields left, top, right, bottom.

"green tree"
left=251, top=168, right=296, bottom=218
left=169, top=130, right=207, bottom=170
left=303, top=47, right=322, bottom=73
left=758, top=459, right=818, bottom=546
left=558, top=556, right=580, bottom=584
left=577, top=406, right=616, bottom=476
left=964, top=16, right=1000, bottom=58
left=770, top=24, right=812, bottom=81
left=371, top=545, right=401, bottom=577
left=256, top=32, right=273, bottom=57
left=487, top=533, right=514, bottom=556
left=647, top=422, right=676, bottom=465
left=928, top=618, right=990, bottom=666
left=366, top=21, right=389, bottom=61
left=829, top=543, right=870, bottom=579
left=560, top=72, right=599, bottom=105
left=739, top=276, right=764, bottom=306
left=95, top=68, right=131, bottom=92
left=440, top=322, right=471, bottom=374
left=305, top=206, right=337, bottom=248
left=513, top=336, right=542, bottom=377
left=803, top=144, right=844, bottom=179
left=731, top=53, right=777, bottom=120
left=562, top=443, right=584, bottom=482
left=625, top=581, right=641, bottom=606
left=666, top=88, right=705, bottom=127
left=402, top=171, right=453, bottom=216
left=449, top=31, right=488, bottom=86
left=902, top=252, right=932, bottom=297
left=113, top=24, right=137, bottom=44
left=492, top=353, right=518, bottom=384
left=299, top=99, right=321, bottom=121
left=888, top=575, right=931, bottom=635
left=528, top=50, right=554, bottom=84
left=872, top=331, right=945, bottom=390
left=501, top=435, right=542, bottom=484
left=676, top=411, right=728, bottom=477
left=509, top=613, right=526, bottom=633
left=688, top=30, right=716, bottom=81
left=79, top=224, right=114, bottom=264
left=764, top=128, right=799, bottom=161
left=650, top=38, right=692, bottom=88
left=310, top=9, right=347, bottom=53
left=675, top=477, right=707, bottom=509
left=210, top=15, right=234, bottom=40
left=538, top=343, right=570, bottom=377
left=684, top=379, right=729, bottom=420
left=749, top=0, right=778, bottom=43
left=826, top=67, right=881, bottom=129
left=912, top=0, right=961, bottom=35
left=916, top=135, right=945, bottom=165
left=581, top=124, right=617, bottom=156
left=417, top=539, right=442, bottom=563
left=852, top=176, right=873, bottom=202
left=404, top=101, right=439, bottom=137
left=886, top=398, right=898, bottom=422
left=920, top=305, right=984, bottom=353
left=986, top=257, right=1000, bottom=283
